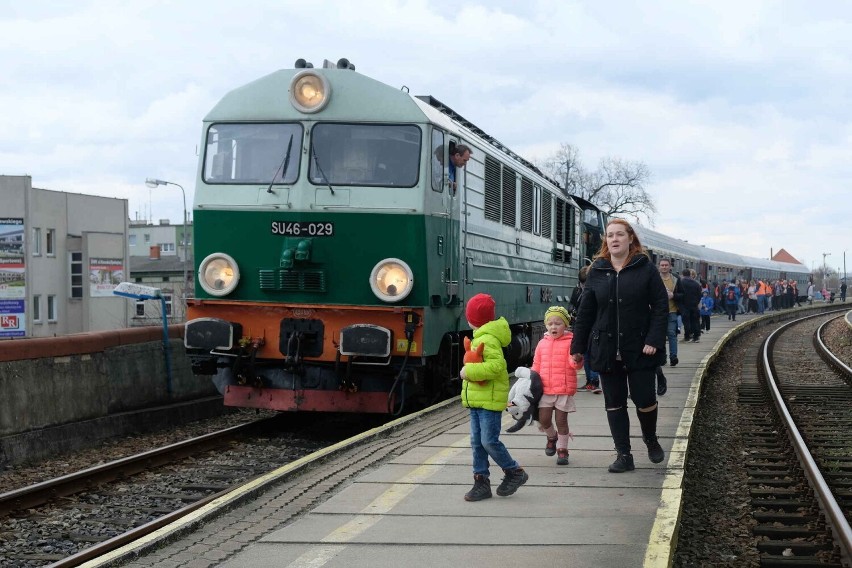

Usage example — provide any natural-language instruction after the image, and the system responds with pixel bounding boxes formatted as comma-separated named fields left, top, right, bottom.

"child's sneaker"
left=545, top=436, right=557, bottom=456
left=496, top=467, right=528, bottom=496
left=464, top=474, right=492, bottom=501
left=556, top=448, right=569, bottom=465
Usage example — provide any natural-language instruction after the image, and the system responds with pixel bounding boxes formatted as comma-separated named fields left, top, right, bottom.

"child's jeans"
left=469, top=407, right=519, bottom=477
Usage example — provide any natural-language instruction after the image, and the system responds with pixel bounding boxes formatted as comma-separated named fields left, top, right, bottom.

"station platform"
left=110, top=315, right=749, bottom=568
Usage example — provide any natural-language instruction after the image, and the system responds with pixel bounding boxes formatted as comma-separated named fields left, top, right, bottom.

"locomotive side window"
left=309, top=123, right=421, bottom=187
left=431, top=129, right=445, bottom=192
left=203, top=123, right=303, bottom=185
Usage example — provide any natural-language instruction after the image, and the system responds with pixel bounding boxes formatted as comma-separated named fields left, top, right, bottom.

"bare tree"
left=537, top=144, right=656, bottom=226
left=586, top=157, right=656, bottom=225
left=538, top=143, right=586, bottom=195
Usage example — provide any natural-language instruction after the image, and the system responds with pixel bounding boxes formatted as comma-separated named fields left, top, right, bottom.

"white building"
left=1, top=175, right=129, bottom=338
left=127, top=219, right=193, bottom=325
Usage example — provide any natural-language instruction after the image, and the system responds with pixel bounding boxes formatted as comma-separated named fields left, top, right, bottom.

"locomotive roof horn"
left=336, top=58, right=356, bottom=70
left=295, top=58, right=314, bottom=69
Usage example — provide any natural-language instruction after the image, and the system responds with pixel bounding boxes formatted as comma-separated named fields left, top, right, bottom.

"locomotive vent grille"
left=259, top=269, right=326, bottom=292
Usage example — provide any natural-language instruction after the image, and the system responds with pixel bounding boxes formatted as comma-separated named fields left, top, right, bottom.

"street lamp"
left=145, top=178, right=189, bottom=313
left=821, top=252, right=831, bottom=290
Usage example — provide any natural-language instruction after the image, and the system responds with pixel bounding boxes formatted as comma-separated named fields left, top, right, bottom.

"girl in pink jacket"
left=533, top=306, right=585, bottom=465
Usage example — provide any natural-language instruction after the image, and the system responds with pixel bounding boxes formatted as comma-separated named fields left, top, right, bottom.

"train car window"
left=431, top=129, right=445, bottom=193
left=309, top=123, right=421, bottom=187
left=533, top=184, right=542, bottom=236
left=203, top=123, right=303, bottom=185
left=583, top=208, right=600, bottom=228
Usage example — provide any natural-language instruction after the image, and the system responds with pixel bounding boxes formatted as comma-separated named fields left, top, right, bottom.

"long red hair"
left=594, top=218, right=648, bottom=266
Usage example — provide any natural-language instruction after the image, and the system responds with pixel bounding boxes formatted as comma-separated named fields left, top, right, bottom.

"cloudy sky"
left=2, top=1, right=851, bottom=274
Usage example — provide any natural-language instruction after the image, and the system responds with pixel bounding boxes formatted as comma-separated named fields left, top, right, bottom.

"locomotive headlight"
left=198, top=253, right=240, bottom=297
left=370, top=258, right=414, bottom=303
left=289, top=71, right=331, bottom=113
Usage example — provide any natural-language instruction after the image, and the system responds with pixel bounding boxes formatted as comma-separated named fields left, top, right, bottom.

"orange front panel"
left=224, top=385, right=393, bottom=413
left=186, top=300, right=422, bottom=361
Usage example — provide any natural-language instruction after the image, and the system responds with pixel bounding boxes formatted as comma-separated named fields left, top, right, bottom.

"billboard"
left=90, top=258, right=124, bottom=297
left=0, top=218, right=26, bottom=337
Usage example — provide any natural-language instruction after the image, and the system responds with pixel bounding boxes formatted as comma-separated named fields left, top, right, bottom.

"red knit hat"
left=466, top=293, right=496, bottom=328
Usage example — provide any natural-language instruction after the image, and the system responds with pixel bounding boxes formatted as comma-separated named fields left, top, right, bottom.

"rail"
left=761, top=311, right=852, bottom=562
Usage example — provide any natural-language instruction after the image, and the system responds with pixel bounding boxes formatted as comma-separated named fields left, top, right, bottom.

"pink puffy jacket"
left=532, top=331, right=583, bottom=396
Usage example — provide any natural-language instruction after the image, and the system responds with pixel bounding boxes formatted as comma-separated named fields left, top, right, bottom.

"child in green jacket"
left=460, top=293, right=528, bottom=501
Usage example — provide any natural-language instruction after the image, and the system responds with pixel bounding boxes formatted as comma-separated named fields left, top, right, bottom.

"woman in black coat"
left=570, top=218, right=669, bottom=473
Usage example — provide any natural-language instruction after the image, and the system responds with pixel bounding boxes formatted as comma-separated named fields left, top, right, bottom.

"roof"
left=771, top=248, right=802, bottom=265
left=130, top=255, right=191, bottom=274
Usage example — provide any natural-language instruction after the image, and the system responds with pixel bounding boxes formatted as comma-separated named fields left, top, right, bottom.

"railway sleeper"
left=753, top=511, right=817, bottom=524
left=751, top=498, right=811, bottom=510
left=759, top=554, right=842, bottom=567
left=750, top=488, right=800, bottom=497
left=753, top=525, right=826, bottom=538
left=758, top=540, right=833, bottom=554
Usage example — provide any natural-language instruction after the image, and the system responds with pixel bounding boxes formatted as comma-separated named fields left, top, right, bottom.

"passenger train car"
left=183, top=58, right=597, bottom=415
left=634, top=225, right=811, bottom=294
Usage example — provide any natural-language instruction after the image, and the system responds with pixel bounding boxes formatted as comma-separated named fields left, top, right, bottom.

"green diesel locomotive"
left=184, top=58, right=598, bottom=414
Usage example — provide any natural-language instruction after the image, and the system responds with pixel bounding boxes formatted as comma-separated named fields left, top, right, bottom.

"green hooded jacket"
left=461, top=317, right=511, bottom=411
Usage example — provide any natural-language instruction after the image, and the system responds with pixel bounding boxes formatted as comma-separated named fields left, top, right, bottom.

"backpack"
left=726, top=287, right=735, bottom=301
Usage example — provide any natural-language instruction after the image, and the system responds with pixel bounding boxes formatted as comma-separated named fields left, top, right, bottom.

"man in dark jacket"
left=678, top=270, right=703, bottom=342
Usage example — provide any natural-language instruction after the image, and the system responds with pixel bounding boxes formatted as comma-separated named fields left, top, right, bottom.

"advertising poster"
left=0, top=299, right=26, bottom=337
left=90, top=258, right=124, bottom=297
left=0, top=218, right=26, bottom=337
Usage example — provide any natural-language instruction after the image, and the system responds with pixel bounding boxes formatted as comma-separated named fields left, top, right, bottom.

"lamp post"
left=145, top=178, right=189, bottom=315
left=821, top=252, right=831, bottom=291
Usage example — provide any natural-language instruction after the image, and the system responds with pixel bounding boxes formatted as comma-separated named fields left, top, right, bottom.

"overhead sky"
left=2, top=1, right=850, bottom=274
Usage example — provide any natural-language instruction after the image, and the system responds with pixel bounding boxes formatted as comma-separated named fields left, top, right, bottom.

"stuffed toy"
left=462, top=336, right=486, bottom=386
left=505, top=366, right=543, bottom=433
left=463, top=336, right=484, bottom=364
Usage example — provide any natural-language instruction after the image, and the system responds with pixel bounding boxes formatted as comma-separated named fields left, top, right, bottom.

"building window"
left=32, top=228, right=41, bottom=256
left=48, top=295, right=57, bottom=322
left=33, top=295, right=41, bottom=322
left=135, top=277, right=143, bottom=283
left=144, top=233, right=150, bottom=244
left=164, top=294, right=173, bottom=316
left=46, top=229, right=56, bottom=255
left=135, top=301, right=145, bottom=317
left=129, top=234, right=137, bottom=247
left=159, top=243, right=175, bottom=253
left=70, top=252, right=83, bottom=298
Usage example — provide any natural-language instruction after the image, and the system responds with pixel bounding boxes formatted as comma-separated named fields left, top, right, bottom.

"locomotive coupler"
left=234, top=337, right=265, bottom=388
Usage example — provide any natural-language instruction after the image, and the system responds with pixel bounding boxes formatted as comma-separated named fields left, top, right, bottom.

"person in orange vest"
left=756, top=279, right=769, bottom=314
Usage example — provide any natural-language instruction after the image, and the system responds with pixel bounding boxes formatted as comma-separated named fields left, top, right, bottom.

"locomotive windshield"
left=309, top=123, right=421, bottom=187
left=203, top=123, right=303, bottom=184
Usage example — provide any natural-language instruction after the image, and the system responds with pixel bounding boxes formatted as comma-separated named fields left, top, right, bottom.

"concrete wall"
left=0, top=327, right=217, bottom=438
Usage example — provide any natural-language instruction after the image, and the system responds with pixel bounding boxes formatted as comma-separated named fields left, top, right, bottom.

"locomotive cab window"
left=309, top=123, right=421, bottom=187
left=204, top=123, right=303, bottom=184
left=431, top=128, right=445, bottom=192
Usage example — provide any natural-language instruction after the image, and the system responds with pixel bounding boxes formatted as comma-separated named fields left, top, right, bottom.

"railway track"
left=675, top=309, right=852, bottom=567
left=0, top=414, right=363, bottom=567
left=757, top=312, right=852, bottom=565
